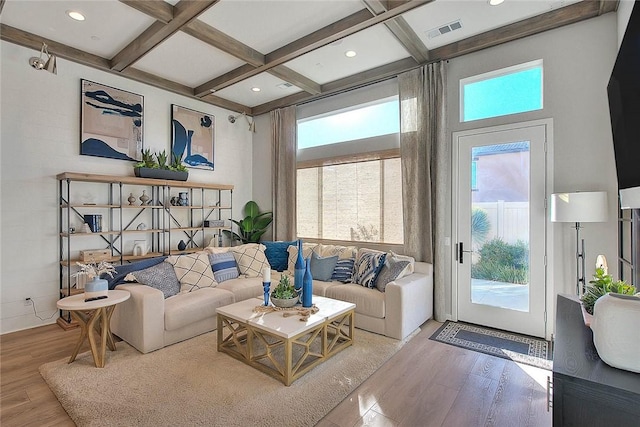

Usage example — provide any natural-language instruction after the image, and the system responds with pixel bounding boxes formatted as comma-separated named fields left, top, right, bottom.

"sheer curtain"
left=399, top=62, right=447, bottom=321
left=270, top=106, right=297, bottom=241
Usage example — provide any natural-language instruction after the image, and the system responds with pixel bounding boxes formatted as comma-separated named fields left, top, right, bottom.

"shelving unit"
left=57, top=172, right=233, bottom=328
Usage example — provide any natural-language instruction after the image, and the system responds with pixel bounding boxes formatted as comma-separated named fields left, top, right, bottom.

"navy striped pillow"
left=209, top=252, right=239, bottom=283
left=331, top=258, right=355, bottom=283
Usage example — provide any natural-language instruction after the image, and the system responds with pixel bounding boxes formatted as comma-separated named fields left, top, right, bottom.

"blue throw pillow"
left=263, top=240, right=297, bottom=272
left=310, top=252, right=339, bottom=282
left=209, top=252, right=240, bottom=283
left=131, top=262, right=181, bottom=299
left=106, top=256, right=167, bottom=289
left=331, top=258, right=355, bottom=283
left=353, top=250, right=387, bottom=288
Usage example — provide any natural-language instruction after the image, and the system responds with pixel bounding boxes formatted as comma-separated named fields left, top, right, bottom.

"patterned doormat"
left=430, top=321, right=552, bottom=370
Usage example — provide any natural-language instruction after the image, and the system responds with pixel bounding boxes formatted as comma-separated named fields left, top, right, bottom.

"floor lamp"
left=550, top=191, right=608, bottom=296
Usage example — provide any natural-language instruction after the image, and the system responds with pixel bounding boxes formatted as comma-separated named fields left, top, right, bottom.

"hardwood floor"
left=0, top=320, right=552, bottom=427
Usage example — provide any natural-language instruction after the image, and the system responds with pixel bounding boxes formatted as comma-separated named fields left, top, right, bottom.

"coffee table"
left=217, top=296, right=355, bottom=386
left=56, top=290, right=130, bottom=368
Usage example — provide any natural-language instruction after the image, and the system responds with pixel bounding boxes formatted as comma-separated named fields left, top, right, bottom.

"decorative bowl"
left=270, top=295, right=299, bottom=308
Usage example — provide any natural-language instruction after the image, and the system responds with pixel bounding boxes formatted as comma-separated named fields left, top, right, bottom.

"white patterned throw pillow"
left=166, top=252, right=217, bottom=292
left=353, top=248, right=387, bottom=288
left=230, top=243, right=270, bottom=278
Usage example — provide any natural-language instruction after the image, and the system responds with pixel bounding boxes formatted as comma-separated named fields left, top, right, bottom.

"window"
left=297, top=98, right=399, bottom=149
left=297, top=158, right=403, bottom=244
left=461, top=60, right=543, bottom=122
left=296, top=87, right=403, bottom=245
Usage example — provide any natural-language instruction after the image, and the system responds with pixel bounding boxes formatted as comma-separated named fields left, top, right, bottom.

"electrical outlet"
left=24, top=297, right=31, bottom=306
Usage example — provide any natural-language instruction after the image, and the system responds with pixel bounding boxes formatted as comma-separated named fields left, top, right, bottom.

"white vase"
left=591, top=292, right=640, bottom=373
left=84, top=277, right=108, bottom=299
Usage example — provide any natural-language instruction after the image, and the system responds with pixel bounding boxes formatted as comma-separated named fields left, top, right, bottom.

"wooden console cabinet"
left=552, top=294, right=640, bottom=426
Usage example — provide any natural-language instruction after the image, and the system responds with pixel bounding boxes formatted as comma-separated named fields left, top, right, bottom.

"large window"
left=461, top=60, right=543, bottom=122
left=296, top=85, right=403, bottom=245
left=297, top=158, right=403, bottom=244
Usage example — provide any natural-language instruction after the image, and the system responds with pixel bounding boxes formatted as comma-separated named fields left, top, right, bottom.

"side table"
left=56, top=289, right=130, bottom=368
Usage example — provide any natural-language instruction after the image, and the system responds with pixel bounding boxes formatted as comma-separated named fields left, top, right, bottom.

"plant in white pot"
left=270, top=275, right=299, bottom=308
left=581, top=267, right=636, bottom=315
left=75, top=261, right=116, bottom=299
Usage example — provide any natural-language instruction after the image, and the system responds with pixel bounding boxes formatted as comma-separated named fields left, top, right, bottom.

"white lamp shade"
left=550, top=191, right=609, bottom=223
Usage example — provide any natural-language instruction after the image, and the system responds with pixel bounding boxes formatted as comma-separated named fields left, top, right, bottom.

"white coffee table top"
left=57, top=289, right=130, bottom=311
left=217, top=296, right=355, bottom=339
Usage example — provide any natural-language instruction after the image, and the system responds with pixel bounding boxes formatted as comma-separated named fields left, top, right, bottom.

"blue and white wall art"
left=171, top=104, right=214, bottom=170
left=80, top=79, right=143, bottom=161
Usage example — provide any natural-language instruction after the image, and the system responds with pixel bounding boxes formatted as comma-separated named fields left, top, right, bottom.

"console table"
left=552, top=294, right=640, bottom=426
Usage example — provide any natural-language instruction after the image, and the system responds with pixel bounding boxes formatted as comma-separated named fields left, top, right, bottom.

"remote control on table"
left=84, top=295, right=108, bottom=302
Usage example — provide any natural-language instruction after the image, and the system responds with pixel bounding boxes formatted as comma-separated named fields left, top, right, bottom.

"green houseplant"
left=270, top=275, right=298, bottom=307
left=134, top=149, right=188, bottom=181
left=581, top=267, right=636, bottom=315
left=223, top=200, right=273, bottom=244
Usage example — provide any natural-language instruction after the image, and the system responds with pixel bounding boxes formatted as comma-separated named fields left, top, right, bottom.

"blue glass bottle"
left=302, top=256, right=313, bottom=308
left=294, top=240, right=305, bottom=300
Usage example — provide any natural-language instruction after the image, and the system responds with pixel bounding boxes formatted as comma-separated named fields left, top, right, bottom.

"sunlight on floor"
left=516, top=361, right=550, bottom=388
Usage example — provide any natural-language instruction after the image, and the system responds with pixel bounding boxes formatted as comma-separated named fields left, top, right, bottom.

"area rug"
left=40, top=328, right=415, bottom=427
left=429, top=321, right=552, bottom=370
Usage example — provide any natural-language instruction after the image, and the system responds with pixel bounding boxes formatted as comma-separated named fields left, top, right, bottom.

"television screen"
left=608, top=3, right=640, bottom=197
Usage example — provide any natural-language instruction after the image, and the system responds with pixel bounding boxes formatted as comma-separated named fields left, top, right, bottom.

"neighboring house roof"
left=473, top=141, right=529, bottom=157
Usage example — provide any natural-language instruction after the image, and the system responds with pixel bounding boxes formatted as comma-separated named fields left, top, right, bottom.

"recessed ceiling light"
left=66, top=10, right=85, bottom=21
left=345, top=50, right=357, bottom=58
left=488, top=0, right=505, bottom=5
left=251, top=87, right=261, bottom=92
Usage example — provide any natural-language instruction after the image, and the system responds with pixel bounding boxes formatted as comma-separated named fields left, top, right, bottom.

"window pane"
left=297, top=159, right=403, bottom=244
left=462, top=62, right=543, bottom=122
left=297, top=98, right=399, bottom=149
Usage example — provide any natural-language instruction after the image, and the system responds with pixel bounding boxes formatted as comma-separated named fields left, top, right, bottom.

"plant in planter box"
left=581, top=267, right=636, bottom=315
left=133, top=149, right=189, bottom=181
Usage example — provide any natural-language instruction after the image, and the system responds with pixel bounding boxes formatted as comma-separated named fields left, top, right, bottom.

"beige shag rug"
left=40, top=328, right=415, bottom=427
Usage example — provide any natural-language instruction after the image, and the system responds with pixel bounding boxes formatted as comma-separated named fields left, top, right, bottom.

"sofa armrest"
left=384, top=261, right=434, bottom=339
left=110, top=283, right=165, bottom=354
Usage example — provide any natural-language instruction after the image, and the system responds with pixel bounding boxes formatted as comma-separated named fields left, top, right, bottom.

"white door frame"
left=451, top=119, right=555, bottom=340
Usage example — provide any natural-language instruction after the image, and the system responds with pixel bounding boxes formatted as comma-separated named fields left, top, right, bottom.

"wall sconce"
left=228, top=112, right=255, bottom=132
left=29, top=43, right=57, bottom=75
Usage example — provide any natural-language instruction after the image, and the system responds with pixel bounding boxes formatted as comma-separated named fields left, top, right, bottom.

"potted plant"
left=223, top=200, right=273, bottom=244
left=270, top=274, right=299, bottom=308
left=134, top=149, right=189, bottom=181
left=581, top=267, right=636, bottom=317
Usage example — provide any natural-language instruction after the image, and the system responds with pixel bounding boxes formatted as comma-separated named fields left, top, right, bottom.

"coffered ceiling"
left=0, top=0, right=617, bottom=116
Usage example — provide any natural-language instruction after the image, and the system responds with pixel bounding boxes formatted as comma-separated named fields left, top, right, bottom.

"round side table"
left=57, top=289, right=130, bottom=368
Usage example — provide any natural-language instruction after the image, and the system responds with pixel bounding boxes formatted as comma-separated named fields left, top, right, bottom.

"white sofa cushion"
left=216, top=276, right=263, bottom=302
left=326, top=284, right=386, bottom=318
left=286, top=242, right=319, bottom=273
left=230, top=243, right=270, bottom=278
left=164, top=288, right=234, bottom=331
left=166, top=253, right=216, bottom=292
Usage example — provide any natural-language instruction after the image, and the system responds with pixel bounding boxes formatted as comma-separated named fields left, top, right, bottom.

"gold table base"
left=217, top=309, right=354, bottom=386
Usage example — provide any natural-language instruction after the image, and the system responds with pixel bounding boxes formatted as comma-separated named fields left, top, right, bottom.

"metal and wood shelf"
left=57, top=172, right=233, bottom=329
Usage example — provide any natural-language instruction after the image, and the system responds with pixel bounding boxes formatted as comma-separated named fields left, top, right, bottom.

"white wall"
left=446, top=13, right=619, bottom=325
left=617, top=0, right=636, bottom=47
left=0, top=41, right=253, bottom=334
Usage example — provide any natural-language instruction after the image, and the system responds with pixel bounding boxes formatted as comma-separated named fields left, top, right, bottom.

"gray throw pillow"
left=310, top=252, right=339, bottom=282
left=375, top=259, right=410, bottom=292
left=132, top=262, right=181, bottom=298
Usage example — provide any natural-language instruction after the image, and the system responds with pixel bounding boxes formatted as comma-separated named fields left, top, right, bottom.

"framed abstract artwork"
left=80, top=79, right=143, bottom=161
left=171, top=105, right=214, bottom=170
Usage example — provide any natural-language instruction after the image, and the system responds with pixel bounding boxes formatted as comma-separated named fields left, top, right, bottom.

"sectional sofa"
left=110, top=242, right=433, bottom=354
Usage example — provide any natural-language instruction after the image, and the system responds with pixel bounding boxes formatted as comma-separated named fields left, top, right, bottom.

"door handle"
left=458, top=242, right=473, bottom=264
